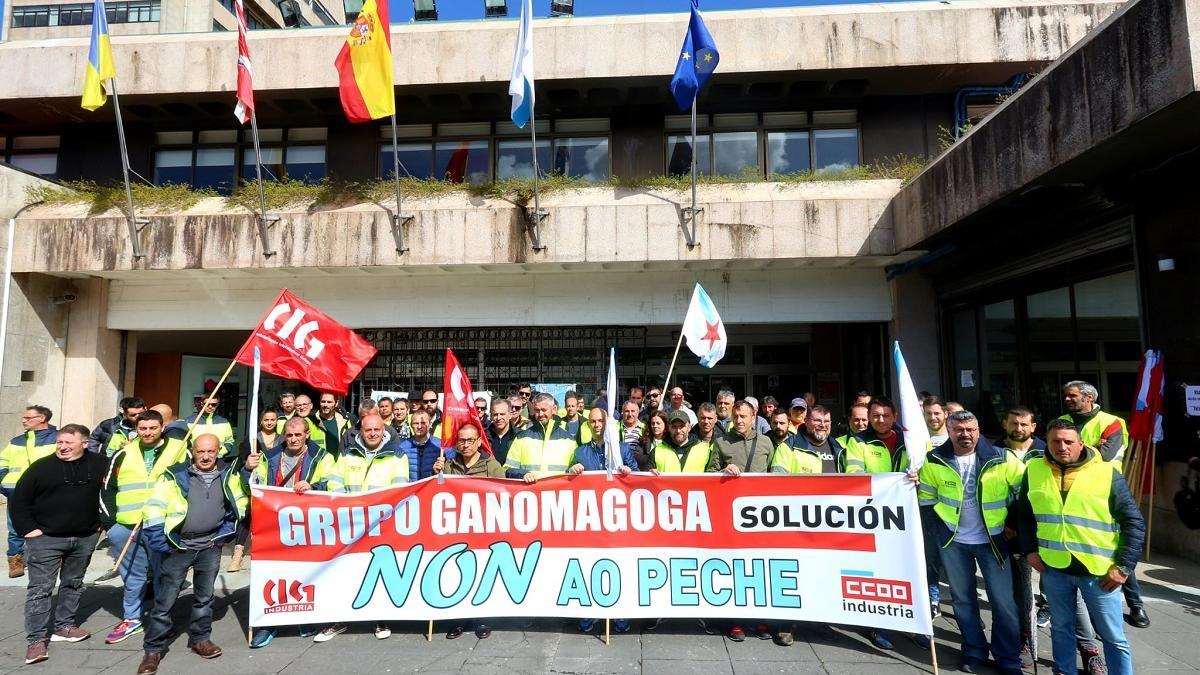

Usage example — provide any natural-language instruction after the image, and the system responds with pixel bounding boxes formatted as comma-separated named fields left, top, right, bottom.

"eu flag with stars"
left=669, top=0, right=720, bottom=112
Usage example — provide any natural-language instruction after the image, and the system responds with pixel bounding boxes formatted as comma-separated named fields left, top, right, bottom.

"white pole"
left=0, top=219, right=14, bottom=388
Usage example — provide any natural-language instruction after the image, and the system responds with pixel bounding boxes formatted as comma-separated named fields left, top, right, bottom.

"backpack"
left=1173, top=470, right=1200, bottom=530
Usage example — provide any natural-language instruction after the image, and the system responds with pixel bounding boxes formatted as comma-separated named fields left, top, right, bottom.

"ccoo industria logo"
left=839, top=569, right=914, bottom=619
left=263, top=579, right=316, bottom=614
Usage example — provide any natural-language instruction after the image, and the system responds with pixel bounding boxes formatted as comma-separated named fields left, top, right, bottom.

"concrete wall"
left=893, top=0, right=1200, bottom=250
left=104, top=266, right=894, bottom=331
left=0, top=1, right=1121, bottom=100
left=11, top=181, right=903, bottom=274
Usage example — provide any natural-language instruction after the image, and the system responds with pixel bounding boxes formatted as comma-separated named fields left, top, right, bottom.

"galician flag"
left=81, top=0, right=116, bottom=111
left=893, top=341, right=930, bottom=471
left=681, top=283, right=727, bottom=368
left=334, top=0, right=395, bottom=123
left=508, top=0, right=535, bottom=128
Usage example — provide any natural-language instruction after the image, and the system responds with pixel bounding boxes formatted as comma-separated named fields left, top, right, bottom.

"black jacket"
left=10, top=453, right=108, bottom=537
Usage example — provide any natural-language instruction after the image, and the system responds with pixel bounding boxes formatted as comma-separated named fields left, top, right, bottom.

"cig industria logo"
left=262, top=579, right=316, bottom=614
left=262, top=303, right=326, bottom=359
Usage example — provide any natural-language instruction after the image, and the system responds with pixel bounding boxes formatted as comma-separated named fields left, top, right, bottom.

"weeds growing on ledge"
left=25, top=156, right=926, bottom=212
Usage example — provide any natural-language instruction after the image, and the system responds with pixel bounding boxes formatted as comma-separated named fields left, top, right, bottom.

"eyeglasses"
left=20, top=415, right=42, bottom=421
left=457, top=437, right=479, bottom=445
left=422, top=399, right=438, bottom=404
left=518, top=391, right=532, bottom=398
left=475, top=407, right=487, bottom=412
left=648, top=393, right=661, bottom=397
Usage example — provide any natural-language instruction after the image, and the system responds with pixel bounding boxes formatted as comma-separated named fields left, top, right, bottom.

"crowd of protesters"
left=0, top=378, right=1158, bottom=675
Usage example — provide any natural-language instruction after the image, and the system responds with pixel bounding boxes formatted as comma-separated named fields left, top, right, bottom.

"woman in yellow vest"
left=1016, top=419, right=1144, bottom=675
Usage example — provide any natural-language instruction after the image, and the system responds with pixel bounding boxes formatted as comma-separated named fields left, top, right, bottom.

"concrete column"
left=59, top=278, right=124, bottom=428
left=888, top=270, right=941, bottom=395
left=0, top=273, right=72, bottom=434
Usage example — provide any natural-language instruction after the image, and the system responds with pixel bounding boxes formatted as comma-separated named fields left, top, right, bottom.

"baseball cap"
left=789, top=397, right=808, bottom=409
left=667, top=410, right=690, bottom=425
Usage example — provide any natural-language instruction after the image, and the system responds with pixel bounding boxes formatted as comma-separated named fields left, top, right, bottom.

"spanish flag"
left=334, top=0, right=395, bottom=123
left=81, top=0, right=116, bottom=111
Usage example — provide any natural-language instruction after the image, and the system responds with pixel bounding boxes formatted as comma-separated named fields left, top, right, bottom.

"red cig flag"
left=234, top=289, right=377, bottom=394
left=440, top=349, right=492, bottom=454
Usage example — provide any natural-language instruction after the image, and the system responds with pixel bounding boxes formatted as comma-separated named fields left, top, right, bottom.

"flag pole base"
left=257, top=213, right=280, bottom=259
left=524, top=207, right=548, bottom=251
left=679, top=207, right=703, bottom=249
left=391, top=213, right=414, bottom=254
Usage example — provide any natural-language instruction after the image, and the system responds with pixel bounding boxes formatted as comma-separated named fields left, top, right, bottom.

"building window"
left=240, top=127, right=327, bottom=183
left=666, top=113, right=760, bottom=177
left=766, top=131, right=810, bottom=175
left=3, top=135, right=60, bottom=179
left=381, top=119, right=610, bottom=185
left=670, top=110, right=861, bottom=178
left=12, top=0, right=161, bottom=27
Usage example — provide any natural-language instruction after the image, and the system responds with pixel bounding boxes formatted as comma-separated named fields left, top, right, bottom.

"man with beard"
left=766, top=404, right=845, bottom=647
left=714, top=390, right=735, bottom=433
left=694, top=403, right=719, bottom=444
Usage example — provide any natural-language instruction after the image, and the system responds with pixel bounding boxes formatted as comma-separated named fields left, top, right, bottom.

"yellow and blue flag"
left=669, top=0, right=720, bottom=112
left=81, top=0, right=116, bottom=111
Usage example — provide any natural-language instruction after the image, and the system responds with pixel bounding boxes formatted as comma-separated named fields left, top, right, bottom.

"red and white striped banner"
left=233, top=0, right=255, bottom=124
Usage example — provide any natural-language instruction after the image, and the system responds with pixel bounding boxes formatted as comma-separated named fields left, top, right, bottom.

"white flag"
left=893, top=341, right=929, bottom=471
left=604, top=347, right=621, bottom=477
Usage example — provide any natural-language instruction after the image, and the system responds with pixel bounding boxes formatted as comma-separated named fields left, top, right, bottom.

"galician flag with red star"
left=681, top=283, right=727, bottom=367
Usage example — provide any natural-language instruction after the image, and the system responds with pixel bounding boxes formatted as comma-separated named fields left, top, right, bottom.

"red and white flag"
left=234, top=289, right=376, bottom=394
left=233, top=0, right=255, bottom=124
left=440, top=349, right=492, bottom=455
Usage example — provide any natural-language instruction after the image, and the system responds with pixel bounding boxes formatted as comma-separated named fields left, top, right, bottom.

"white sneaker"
left=374, top=623, right=391, bottom=640
left=313, top=623, right=347, bottom=643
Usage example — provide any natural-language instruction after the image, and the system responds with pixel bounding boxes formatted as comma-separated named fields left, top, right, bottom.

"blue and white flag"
left=681, top=283, right=727, bottom=368
left=508, top=0, right=535, bottom=128
left=893, top=341, right=929, bottom=472
left=669, top=0, right=720, bottom=112
left=604, top=347, right=621, bottom=478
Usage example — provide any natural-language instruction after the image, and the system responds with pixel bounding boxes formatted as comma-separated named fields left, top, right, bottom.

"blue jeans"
left=144, top=545, right=220, bottom=653
left=925, top=533, right=942, bottom=604
left=940, top=541, right=1022, bottom=672
left=1042, top=567, right=1132, bottom=675
left=107, top=523, right=161, bottom=621
left=7, top=510, right=24, bottom=556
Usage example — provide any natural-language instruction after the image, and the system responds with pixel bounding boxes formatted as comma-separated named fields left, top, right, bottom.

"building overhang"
left=892, top=0, right=1200, bottom=252
left=0, top=0, right=1120, bottom=107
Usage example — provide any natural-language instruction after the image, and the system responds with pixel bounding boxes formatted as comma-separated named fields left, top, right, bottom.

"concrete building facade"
left=0, top=0, right=1127, bottom=436
left=15, top=0, right=1200, bottom=561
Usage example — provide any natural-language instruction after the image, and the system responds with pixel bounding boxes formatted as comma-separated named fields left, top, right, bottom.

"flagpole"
left=248, top=111, right=277, bottom=257
left=527, top=117, right=546, bottom=250
left=389, top=114, right=409, bottom=253
left=108, top=80, right=145, bottom=259
left=689, top=96, right=698, bottom=241
left=663, top=329, right=687, bottom=392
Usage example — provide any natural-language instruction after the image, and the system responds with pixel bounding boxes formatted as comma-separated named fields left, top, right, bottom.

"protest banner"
left=249, top=473, right=931, bottom=634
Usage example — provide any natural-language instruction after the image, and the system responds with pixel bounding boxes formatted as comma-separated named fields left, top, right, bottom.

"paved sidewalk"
left=0, top=539, right=1196, bottom=675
